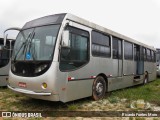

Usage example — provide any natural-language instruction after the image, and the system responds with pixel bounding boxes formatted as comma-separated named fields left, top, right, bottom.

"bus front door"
left=136, top=46, right=144, bottom=75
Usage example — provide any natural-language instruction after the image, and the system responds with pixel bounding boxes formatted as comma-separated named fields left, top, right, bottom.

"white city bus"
left=0, top=37, right=14, bottom=86
left=4, top=13, right=156, bottom=102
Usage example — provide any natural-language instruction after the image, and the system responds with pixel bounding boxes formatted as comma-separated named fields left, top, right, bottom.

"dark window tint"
left=112, top=37, right=122, bottom=59
left=60, top=26, right=89, bottom=71
left=143, top=48, right=147, bottom=61
left=154, top=51, right=156, bottom=62
left=147, top=49, right=151, bottom=61
left=134, top=45, right=140, bottom=61
left=124, top=41, right=133, bottom=60
left=151, top=50, right=154, bottom=62
left=156, top=49, right=160, bottom=54
left=0, top=48, right=9, bottom=67
left=0, top=40, right=14, bottom=68
left=92, top=31, right=110, bottom=57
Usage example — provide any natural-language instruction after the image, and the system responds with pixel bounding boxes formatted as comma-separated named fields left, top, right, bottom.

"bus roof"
left=65, top=13, right=156, bottom=51
left=22, top=13, right=155, bottom=51
left=23, top=13, right=66, bottom=29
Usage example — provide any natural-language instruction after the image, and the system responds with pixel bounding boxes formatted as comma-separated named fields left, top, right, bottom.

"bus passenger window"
left=143, top=48, right=147, bottom=61
left=112, top=37, right=122, bottom=59
left=0, top=41, right=10, bottom=68
left=147, top=49, right=151, bottom=62
left=92, top=31, right=110, bottom=57
left=60, top=26, right=89, bottom=71
left=124, top=41, right=133, bottom=60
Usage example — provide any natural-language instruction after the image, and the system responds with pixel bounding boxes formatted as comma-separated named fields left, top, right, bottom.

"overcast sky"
left=0, top=0, right=160, bottom=48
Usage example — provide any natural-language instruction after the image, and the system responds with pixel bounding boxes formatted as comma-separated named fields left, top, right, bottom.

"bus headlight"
left=42, top=82, right=47, bottom=89
left=35, top=64, right=48, bottom=73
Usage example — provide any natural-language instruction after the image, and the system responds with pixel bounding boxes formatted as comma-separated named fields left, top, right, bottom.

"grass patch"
left=135, top=118, right=146, bottom=120
left=108, top=96, right=119, bottom=104
left=129, top=117, right=134, bottom=120
left=67, top=104, right=79, bottom=111
left=110, top=79, right=160, bottom=105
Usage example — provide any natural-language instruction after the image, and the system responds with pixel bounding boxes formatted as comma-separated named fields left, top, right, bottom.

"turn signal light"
left=42, top=83, right=47, bottom=89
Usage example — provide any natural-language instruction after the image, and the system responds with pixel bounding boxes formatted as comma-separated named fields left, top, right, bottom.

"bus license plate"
left=18, top=82, right=27, bottom=88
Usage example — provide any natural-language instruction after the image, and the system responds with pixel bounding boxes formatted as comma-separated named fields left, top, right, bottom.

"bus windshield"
left=12, top=25, right=60, bottom=61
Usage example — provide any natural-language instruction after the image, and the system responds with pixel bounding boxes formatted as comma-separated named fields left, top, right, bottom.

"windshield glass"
left=12, top=25, right=60, bottom=61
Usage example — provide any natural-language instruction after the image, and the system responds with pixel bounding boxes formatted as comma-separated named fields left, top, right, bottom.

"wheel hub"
left=96, top=82, right=103, bottom=94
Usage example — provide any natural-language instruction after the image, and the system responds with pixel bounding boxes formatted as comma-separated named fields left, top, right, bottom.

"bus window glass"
left=156, top=49, right=160, bottom=63
left=134, top=45, right=138, bottom=61
left=112, top=37, right=122, bottom=59
left=124, top=41, right=133, bottom=60
left=143, top=48, right=147, bottom=61
left=0, top=40, right=11, bottom=68
left=147, top=49, right=151, bottom=62
left=92, top=31, right=110, bottom=57
left=60, top=26, right=89, bottom=71
left=154, top=51, right=156, bottom=62
left=0, top=49, right=9, bottom=67
left=151, top=50, right=153, bottom=62
left=12, top=25, right=60, bottom=61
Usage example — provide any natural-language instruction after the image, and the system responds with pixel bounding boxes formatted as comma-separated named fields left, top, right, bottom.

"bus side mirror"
left=62, top=30, right=70, bottom=48
left=4, top=27, right=21, bottom=46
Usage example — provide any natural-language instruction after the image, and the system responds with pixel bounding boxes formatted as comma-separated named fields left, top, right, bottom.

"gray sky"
left=0, top=0, right=160, bottom=48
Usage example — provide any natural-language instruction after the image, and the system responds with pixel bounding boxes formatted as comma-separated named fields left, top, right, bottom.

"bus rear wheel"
left=92, top=76, right=106, bottom=100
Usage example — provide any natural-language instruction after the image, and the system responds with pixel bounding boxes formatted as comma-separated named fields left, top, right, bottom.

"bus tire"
left=92, top=76, right=106, bottom=100
left=143, top=72, right=148, bottom=85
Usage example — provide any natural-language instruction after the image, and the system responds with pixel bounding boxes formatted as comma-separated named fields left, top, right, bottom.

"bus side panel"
left=57, top=65, right=94, bottom=102
left=65, top=80, right=94, bottom=102
left=0, top=63, right=10, bottom=86
left=144, top=62, right=156, bottom=81
left=123, top=60, right=134, bottom=75
left=112, top=59, right=119, bottom=77
left=0, top=76, right=8, bottom=86
left=133, top=61, right=137, bottom=75
left=144, top=62, right=152, bottom=74
left=108, top=75, right=144, bottom=91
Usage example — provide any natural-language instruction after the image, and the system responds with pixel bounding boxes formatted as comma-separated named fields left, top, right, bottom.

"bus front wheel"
left=92, top=76, right=106, bottom=100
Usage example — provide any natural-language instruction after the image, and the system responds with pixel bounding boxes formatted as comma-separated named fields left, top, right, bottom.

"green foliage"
left=67, top=104, right=78, bottom=111
left=108, top=96, right=119, bottom=104
left=129, top=117, right=134, bottom=120
left=110, top=79, right=160, bottom=105
left=135, top=117, right=145, bottom=120
left=153, top=118, right=159, bottom=120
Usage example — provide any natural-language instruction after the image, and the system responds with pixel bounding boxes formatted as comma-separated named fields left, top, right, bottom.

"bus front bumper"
left=8, top=85, right=51, bottom=96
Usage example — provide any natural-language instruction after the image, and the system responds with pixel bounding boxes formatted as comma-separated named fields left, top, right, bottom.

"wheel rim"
left=96, top=82, right=104, bottom=95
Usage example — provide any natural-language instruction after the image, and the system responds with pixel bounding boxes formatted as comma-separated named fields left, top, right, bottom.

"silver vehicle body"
left=0, top=37, right=14, bottom=86
left=8, top=13, right=156, bottom=102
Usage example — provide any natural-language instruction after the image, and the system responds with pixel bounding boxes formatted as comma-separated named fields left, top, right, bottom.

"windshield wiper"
left=27, top=32, right=36, bottom=60
left=13, top=32, right=32, bottom=62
